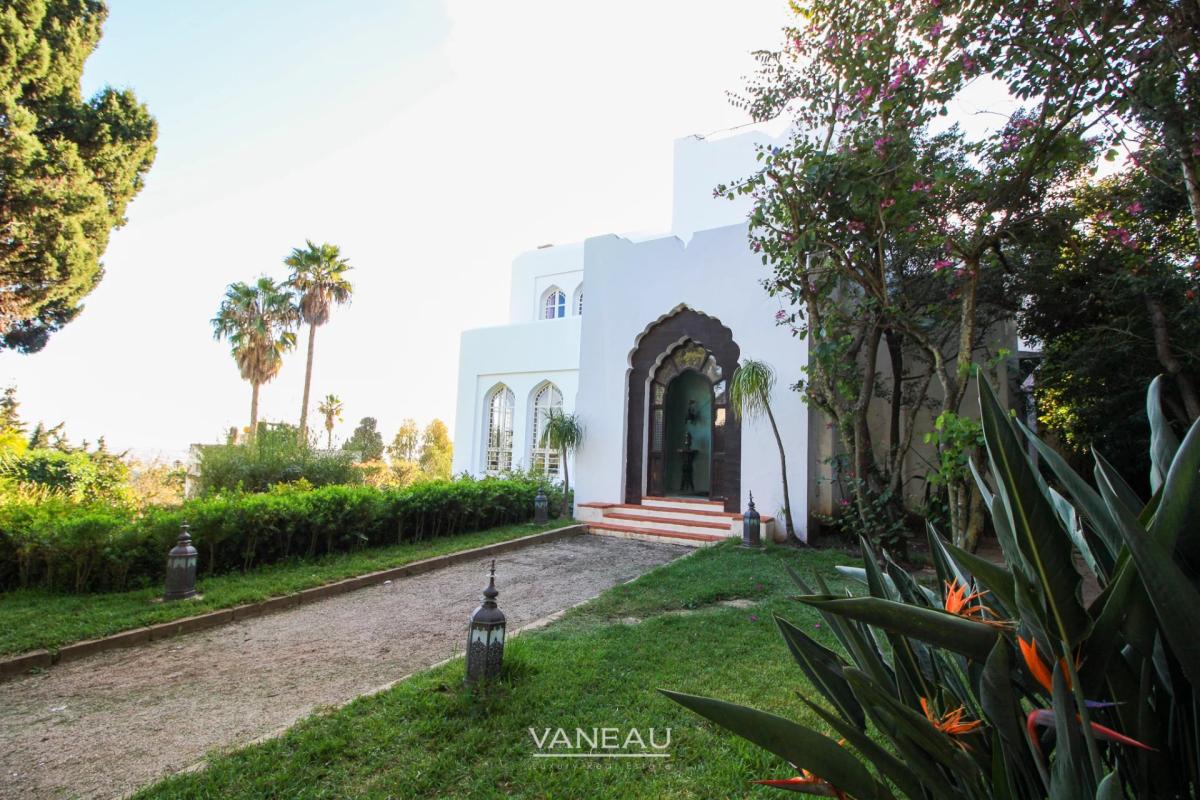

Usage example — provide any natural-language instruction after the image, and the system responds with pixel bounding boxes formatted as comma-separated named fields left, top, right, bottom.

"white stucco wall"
left=450, top=316, right=581, bottom=477
left=572, top=223, right=809, bottom=538
left=670, top=128, right=790, bottom=240
left=508, top=243, right=585, bottom=323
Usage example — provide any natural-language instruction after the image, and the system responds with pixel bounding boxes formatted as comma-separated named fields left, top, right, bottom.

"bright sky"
left=3, top=0, right=798, bottom=460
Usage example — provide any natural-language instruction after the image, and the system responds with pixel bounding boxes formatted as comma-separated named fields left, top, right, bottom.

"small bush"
left=0, top=475, right=565, bottom=594
left=195, top=435, right=361, bottom=495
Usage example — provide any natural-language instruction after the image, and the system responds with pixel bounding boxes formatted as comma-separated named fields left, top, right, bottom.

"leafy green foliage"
left=730, top=0, right=1093, bottom=548
left=667, top=376, right=1200, bottom=798
left=195, top=428, right=360, bottom=495
left=1017, top=148, right=1199, bottom=493
left=342, top=416, right=385, bottom=461
left=0, top=475, right=563, bottom=594
left=0, top=0, right=157, bottom=351
left=0, top=447, right=130, bottom=504
left=418, top=419, right=452, bottom=480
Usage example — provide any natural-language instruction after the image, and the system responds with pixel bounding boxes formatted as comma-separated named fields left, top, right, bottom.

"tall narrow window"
left=573, top=285, right=584, bottom=316
left=529, top=383, right=563, bottom=478
left=484, top=385, right=515, bottom=475
left=541, top=287, right=566, bottom=319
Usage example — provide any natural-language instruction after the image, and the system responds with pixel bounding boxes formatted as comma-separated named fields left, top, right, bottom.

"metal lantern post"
left=163, top=522, right=199, bottom=601
left=534, top=486, right=549, bottom=525
left=465, top=560, right=506, bottom=684
left=741, top=492, right=762, bottom=549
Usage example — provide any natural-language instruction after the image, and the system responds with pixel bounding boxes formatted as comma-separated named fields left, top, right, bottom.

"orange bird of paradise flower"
left=943, top=579, right=1013, bottom=628
left=753, top=769, right=848, bottom=798
left=921, top=697, right=983, bottom=749
left=1018, top=636, right=1082, bottom=693
left=1026, top=709, right=1155, bottom=755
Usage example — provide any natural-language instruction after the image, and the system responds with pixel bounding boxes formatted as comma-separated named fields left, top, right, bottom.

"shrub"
left=0, top=447, right=131, bottom=504
left=666, top=377, right=1200, bottom=798
left=195, top=436, right=360, bottom=495
left=0, top=475, right=564, bottom=594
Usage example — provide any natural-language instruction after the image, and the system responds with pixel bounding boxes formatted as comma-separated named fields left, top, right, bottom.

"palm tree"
left=317, top=394, right=343, bottom=449
left=284, top=241, right=353, bottom=445
left=211, top=277, right=298, bottom=440
left=728, top=359, right=797, bottom=542
left=540, top=409, right=583, bottom=518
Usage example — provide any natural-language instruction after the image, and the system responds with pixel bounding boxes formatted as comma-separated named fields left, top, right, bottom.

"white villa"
left=451, top=129, right=1025, bottom=546
left=451, top=129, right=814, bottom=544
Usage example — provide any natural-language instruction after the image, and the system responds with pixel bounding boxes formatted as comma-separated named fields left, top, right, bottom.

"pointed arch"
left=572, top=284, right=584, bottom=316
left=483, top=383, right=515, bottom=475
left=540, top=285, right=567, bottom=320
left=624, top=306, right=741, bottom=511
left=528, top=381, right=564, bottom=478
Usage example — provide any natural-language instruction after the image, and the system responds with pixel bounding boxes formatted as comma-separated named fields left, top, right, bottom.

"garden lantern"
left=741, top=492, right=762, bottom=548
left=163, top=522, right=198, bottom=601
left=465, top=560, right=506, bottom=684
left=534, top=486, right=549, bottom=525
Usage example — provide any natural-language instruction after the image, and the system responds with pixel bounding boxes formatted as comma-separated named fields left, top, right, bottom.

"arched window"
left=573, top=284, right=584, bottom=316
left=529, top=383, right=563, bottom=477
left=541, top=287, right=566, bottom=320
left=484, top=385, right=515, bottom=475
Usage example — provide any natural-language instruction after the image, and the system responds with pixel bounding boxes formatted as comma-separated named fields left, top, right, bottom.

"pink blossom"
left=916, top=56, right=929, bottom=71
left=888, top=75, right=905, bottom=91
left=775, top=309, right=788, bottom=321
left=911, top=180, right=933, bottom=192
left=873, top=135, right=891, bottom=156
left=930, top=20, right=945, bottom=37
left=905, top=224, right=918, bottom=233
left=961, top=54, right=976, bottom=72
left=848, top=220, right=866, bottom=233
left=933, top=258, right=954, bottom=271
left=855, top=85, right=874, bottom=103
left=854, top=32, right=873, bottom=46
left=1127, top=201, right=1144, bottom=215
left=881, top=197, right=896, bottom=209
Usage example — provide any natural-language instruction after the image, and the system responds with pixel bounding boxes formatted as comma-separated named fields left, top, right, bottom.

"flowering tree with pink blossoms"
left=725, top=0, right=1097, bottom=549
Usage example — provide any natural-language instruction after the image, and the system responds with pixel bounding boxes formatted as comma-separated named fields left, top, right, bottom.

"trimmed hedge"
left=0, top=476, right=563, bottom=594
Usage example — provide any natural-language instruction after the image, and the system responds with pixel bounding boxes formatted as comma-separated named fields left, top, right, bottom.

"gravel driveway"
left=0, top=533, right=688, bottom=799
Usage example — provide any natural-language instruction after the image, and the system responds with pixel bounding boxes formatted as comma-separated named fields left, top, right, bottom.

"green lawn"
left=0, top=519, right=575, bottom=657
left=135, top=541, right=858, bottom=800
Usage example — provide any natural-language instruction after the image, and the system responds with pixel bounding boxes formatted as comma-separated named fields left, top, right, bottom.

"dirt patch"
left=0, top=534, right=687, bottom=799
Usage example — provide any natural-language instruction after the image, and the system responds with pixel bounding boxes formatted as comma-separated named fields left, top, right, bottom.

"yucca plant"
left=540, top=409, right=583, bottom=518
left=664, top=376, right=1200, bottom=798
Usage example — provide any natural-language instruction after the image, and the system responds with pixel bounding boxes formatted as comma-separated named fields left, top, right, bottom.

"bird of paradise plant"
left=663, top=376, right=1195, bottom=798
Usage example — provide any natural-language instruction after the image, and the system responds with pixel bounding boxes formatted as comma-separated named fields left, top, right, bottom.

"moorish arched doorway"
left=625, top=307, right=741, bottom=512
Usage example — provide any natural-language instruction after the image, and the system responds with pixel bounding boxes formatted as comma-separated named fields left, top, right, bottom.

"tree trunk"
left=326, top=426, right=333, bottom=449
left=884, top=328, right=903, bottom=458
left=765, top=403, right=798, bottom=542
left=1145, top=294, right=1200, bottom=420
left=249, top=381, right=260, bottom=442
left=560, top=448, right=570, bottom=518
left=298, top=323, right=317, bottom=445
left=1176, top=145, right=1200, bottom=247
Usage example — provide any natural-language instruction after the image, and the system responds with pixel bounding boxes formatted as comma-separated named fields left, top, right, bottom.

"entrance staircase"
left=577, top=497, right=773, bottom=547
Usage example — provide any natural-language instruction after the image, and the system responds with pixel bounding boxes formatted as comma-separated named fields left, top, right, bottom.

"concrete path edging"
left=0, top=524, right=585, bottom=683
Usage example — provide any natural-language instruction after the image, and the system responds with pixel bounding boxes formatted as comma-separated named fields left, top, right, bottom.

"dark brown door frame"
left=625, top=308, right=741, bottom=512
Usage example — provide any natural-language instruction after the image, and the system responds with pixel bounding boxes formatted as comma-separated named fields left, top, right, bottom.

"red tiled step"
left=586, top=522, right=726, bottom=544
left=606, top=503, right=774, bottom=523
left=643, top=495, right=723, bottom=506
left=602, top=512, right=730, bottom=530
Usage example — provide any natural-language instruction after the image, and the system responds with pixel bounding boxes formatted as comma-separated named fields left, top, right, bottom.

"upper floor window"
left=541, top=287, right=566, bottom=320
left=573, top=285, right=584, bottom=316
